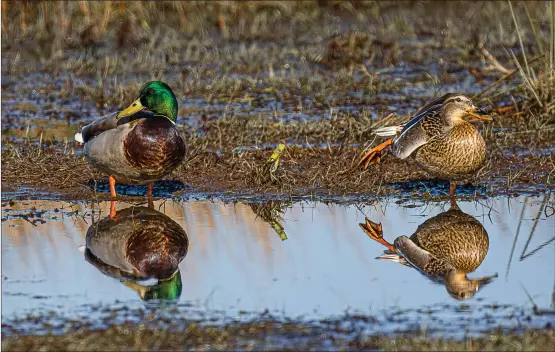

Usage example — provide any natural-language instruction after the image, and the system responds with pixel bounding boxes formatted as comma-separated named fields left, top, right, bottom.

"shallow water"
left=1, top=51, right=512, bottom=146
left=2, top=195, right=554, bottom=335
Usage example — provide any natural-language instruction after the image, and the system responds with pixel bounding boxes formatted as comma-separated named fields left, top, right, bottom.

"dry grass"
left=2, top=323, right=553, bottom=351
left=1, top=1, right=554, bottom=200
left=2, top=125, right=553, bottom=201
left=2, top=1, right=553, bottom=103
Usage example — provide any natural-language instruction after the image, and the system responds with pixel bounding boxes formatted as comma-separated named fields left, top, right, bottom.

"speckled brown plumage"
left=401, top=205, right=489, bottom=275
left=413, top=120, right=486, bottom=181
left=419, top=108, right=444, bottom=137
left=360, top=203, right=497, bottom=300
left=360, top=93, right=492, bottom=188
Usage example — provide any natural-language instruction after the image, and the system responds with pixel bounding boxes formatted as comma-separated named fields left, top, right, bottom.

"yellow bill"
left=467, top=108, right=493, bottom=121
left=122, top=280, right=148, bottom=298
left=117, top=98, right=144, bottom=119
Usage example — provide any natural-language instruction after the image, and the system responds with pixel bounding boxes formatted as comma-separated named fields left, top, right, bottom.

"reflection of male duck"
left=360, top=202, right=497, bottom=300
left=84, top=205, right=188, bottom=302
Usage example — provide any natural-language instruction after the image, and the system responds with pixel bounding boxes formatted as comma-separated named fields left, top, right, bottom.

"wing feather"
left=394, top=236, right=452, bottom=276
left=76, top=111, right=153, bottom=143
left=391, top=93, right=456, bottom=159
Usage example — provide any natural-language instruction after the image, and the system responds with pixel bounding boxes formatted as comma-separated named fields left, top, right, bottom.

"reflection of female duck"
left=84, top=206, right=188, bottom=302
left=360, top=203, right=497, bottom=300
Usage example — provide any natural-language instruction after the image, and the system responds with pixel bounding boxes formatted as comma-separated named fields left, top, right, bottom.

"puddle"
left=2, top=195, right=554, bottom=336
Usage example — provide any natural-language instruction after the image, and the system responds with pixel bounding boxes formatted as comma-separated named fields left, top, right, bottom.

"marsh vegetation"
left=1, top=1, right=554, bottom=350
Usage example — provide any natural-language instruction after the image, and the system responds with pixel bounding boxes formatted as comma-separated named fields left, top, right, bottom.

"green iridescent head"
left=117, top=81, right=178, bottom=122
left=141, top=271, right=183, bottom=303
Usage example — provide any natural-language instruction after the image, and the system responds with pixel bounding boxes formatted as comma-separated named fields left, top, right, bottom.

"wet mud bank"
left=2, top=316, right=554, bottom=351
left=1, top=139, right=553, bottom=202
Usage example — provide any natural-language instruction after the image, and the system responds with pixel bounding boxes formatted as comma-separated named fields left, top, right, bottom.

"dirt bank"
left=2, top=114, right=553, bottom=202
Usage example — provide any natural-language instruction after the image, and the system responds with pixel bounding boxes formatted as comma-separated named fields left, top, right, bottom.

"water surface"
left=2, top=195, right=554, bottom=335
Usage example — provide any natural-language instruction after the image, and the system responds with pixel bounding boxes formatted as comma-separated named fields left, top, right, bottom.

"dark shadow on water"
left=388, top=180, right=486, bottom=197
left=86, top=180, right=188, bottom=197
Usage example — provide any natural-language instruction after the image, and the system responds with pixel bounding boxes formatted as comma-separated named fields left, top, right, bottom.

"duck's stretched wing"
left=394, top=235, right=452, bottom=276
left=375, top=251, right=411, bottom=267
left=391, top=106, right=442, bottom=158
left=75, top=111, right=153, bottom=144
left=390, top=93, right=456, bottom=158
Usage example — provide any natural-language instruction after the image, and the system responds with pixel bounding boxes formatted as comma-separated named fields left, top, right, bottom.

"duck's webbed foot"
left=358, top=138, right=393, bottom=169
left=359, top=218, right=397, bottom=253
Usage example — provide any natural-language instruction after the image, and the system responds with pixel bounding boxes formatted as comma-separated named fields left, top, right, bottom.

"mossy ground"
left=1, top=111, right=553, bottom=202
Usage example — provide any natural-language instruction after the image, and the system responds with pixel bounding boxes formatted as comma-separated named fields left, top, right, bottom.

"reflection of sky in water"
left=2, top=196, right=553, bottom=324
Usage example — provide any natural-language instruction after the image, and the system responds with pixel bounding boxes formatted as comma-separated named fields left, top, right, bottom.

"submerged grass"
left=2, top=324, right=553, bottom=351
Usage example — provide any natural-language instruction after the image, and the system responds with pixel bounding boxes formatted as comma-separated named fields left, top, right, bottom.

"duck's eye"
left=148, top=89, right=155, bottom=95
left=455, top=98, right=462, bottom=102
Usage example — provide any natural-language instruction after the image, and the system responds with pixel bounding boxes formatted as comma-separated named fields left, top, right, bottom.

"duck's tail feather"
left=376, top=252, right=410, bottom=266
left=74, top=132, right=84, bottom=144
left=373, top=125, right=404, bottom=137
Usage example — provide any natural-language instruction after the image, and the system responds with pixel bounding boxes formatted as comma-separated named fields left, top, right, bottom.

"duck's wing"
left=394, top=235, right=452, bottom=276
left=390, top=99, right=448, bottom=159
left=75, top=111, right=153, bottom=144
left=84, top=247, right=131, bottom=280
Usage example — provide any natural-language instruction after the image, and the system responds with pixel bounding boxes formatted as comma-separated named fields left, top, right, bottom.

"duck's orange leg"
left=109, top=200, right=117, bottom=219
left=147, top=183, right=154, bottom=208
left=358, top=138, right=393, bottom=169
left=449, top=183, right=457, bottom=207
left=109, top=176, right=117, bottom=198
left=359, top=218, right=397, bottom=253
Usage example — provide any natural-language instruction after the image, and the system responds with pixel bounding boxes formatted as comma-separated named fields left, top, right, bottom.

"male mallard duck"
left=358, top=93, right=493, bottom=197
left=86, top=248, right=183, bottom=303
left=359, top=203, right=497, bottom=300
left=75, top=81, right=186, bottom=204
left=85, top=205, right=189, bottom=283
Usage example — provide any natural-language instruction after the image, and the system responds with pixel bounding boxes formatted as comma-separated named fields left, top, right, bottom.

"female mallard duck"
left=75, top=81, right=186, bottom=203
left=358, top=93, right=493, bottom=197
left=359, top=203, right=497, bottom=300
left=84, top=205, right=189, bottom=285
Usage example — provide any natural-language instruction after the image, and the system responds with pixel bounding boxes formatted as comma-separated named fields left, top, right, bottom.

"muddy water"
left=2, top=196, right=554, bottom=334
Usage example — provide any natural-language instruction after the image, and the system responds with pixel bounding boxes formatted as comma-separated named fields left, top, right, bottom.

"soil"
left=2, top=115, right=553, bottom=202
